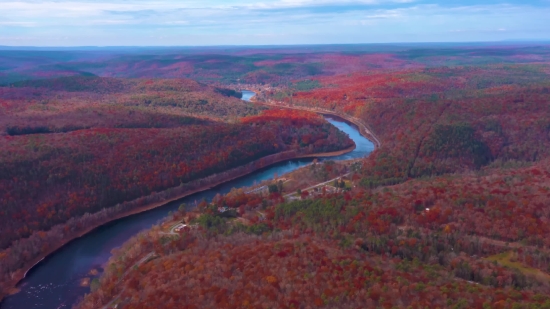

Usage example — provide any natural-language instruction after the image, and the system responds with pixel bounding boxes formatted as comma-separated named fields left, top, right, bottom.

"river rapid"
left=0, top=90, right=374, bottom=309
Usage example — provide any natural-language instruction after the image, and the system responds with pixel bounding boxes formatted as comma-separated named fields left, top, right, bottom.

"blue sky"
left=0, top=0, right=549, bottom=46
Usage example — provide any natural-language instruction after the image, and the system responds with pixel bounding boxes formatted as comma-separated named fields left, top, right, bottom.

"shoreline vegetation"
left=248, top=94, right=381, bottom=149
left=1, top=143, right=356, bottom=301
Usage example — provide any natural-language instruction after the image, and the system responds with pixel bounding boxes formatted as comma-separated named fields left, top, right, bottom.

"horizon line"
left=1, top=40, right=550, bottom=50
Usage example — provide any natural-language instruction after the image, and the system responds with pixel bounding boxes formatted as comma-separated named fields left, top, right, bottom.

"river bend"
left=0, top=90, right=374, bottom=309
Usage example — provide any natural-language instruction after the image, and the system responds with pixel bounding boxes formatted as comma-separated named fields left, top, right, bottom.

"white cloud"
left=0, top=1, right=549, bottom=45
left=242, top=0, right=415, bottom=9
left=0, top=21, right=38, bottom=27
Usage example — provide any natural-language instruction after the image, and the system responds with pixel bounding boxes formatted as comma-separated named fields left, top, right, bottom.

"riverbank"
left=249, top=94, right=381, bottom=149
left=298, top=144, right=355, bottom=158
left=2, top=145, right=356, bottom=302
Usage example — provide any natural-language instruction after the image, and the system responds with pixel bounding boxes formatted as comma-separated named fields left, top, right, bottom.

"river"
left=0, top=90, right=374, bottom=309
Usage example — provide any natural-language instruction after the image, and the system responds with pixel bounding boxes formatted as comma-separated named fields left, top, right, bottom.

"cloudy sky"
left=1, top=0, right=549, bottom=46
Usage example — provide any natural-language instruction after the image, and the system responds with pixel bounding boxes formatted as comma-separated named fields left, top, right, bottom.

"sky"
left=0, top=0, right=549, bottom=46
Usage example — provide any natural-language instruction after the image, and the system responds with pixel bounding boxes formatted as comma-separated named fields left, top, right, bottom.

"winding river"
left=0, top=90, right=374, bottom=309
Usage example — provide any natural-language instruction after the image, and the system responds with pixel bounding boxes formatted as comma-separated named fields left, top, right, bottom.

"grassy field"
left=487, top=252, right=550, bottom=283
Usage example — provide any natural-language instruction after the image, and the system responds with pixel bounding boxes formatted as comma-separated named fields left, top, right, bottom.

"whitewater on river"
left=0, top=90, right=374, bottom=309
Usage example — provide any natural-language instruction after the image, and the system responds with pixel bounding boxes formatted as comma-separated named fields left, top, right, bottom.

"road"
left=284, top=173, right=350, bottom=198
left=101, top=252, right=156, bottom=309
left=246, top=185, right=267, bottom=194
left=246, top=179, right=290, bottom=195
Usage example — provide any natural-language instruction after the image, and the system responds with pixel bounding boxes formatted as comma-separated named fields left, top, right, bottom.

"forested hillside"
left=0, top=76, right=353, bottom=300
left=0, top=76, right=258, bottom=136
left=268, top=64, right=550, bottom=186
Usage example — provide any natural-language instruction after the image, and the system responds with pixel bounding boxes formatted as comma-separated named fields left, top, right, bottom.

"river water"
left=0, top=90, right=374, bottom=309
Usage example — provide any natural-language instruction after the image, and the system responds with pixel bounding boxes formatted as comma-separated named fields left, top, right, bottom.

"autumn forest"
left=2, top=44, right=550, bottom=309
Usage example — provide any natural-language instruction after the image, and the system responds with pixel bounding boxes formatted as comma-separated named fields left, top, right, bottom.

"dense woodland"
left=0, top=76, right=353, bottom=300
left=75, top=54, right=550, bottom=308
left=268, top=64, right=550, bottom=186
left=0, top=116, right=349, bottom=249
left=76, top=159, right=550, bottom=309
left=0, top=76, right=261, bottom=134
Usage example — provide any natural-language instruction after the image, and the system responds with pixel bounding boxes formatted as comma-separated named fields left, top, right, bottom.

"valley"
left=2, top=44, right=550, bottom=309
